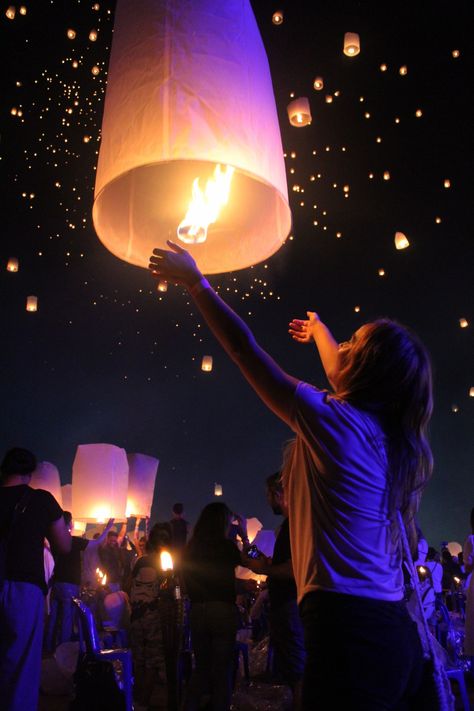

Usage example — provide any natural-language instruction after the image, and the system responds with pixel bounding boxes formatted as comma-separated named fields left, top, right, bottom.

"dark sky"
left=1, top=0, right=472, bottom=546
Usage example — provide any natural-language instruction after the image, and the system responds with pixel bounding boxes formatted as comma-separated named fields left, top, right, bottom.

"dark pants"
left=269, top=598, right=306, bottom=686
left=0, top=580, right=44, bottom=711
left=185, top=601, right=238, bottom=711
left=300, top=591, right=425, bottom=711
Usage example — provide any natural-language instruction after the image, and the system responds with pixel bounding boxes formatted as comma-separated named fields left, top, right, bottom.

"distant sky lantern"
left=61, top=483, right=72, bottom=512
left=30, top=462, right=63, bottom=506
left=272, top=11, right=283, bottom=25
left=452, top=49, right=460, bottom=58
left=157, top=279, right=168, bottom=292
left=469, top=387, right=474, bottom=398
left=325, top=95, right=333, bottom=104
left=378, top=268, right=385, bottom=276
left=394, top=231, right=410, bottom=250
left=444, top=179, right=451, bottom=188
left=83, top=135, right=91, bottom=143
left=67, top=29, right=76, bottom=39
left=214, top=483, right=223, bottom=496
left=93, top=0, right=291, bottom=275
left=399, top=65, right=408, bottom=76
left=126, top=452, right=159, bottom=518
left=380, top=63, right=387, bottom=72
left=415, top=109, right=423, bottom=117
left=6, top=6, right=15, bottom=20
left=459, top=318, right=468, bottom=328
left=26, top=295, right=38, bottom=312
left=313, top=76, right=324, bottom=91
left=72, top=443, right=129, bottom=522
left=201, top=355, right=213, bottom=372
left=91, top=65, right=100, bottom=76
left=383, top=171, right=390, bottom=180
left=7, top=257, right=19, bottom=272
left=89, top=29, right=98, bottom=41
left=287, top=97, right=312, bottom=127
left=19, top=6, right=27, bottom=14
left=343, top=32, right=360, bottom=57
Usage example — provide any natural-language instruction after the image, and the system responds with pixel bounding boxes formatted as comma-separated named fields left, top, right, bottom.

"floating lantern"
left=246, top=517, right=263, bottom=543
left=157, top=279, right=168, bottom=292
left=325, top=95, right=333, bottom=104
left=313, top=76, right=324, bottom=91
left=378, top=268, right=385, bottom=276
left=272, top=11, right=283, bottom=25
left=83, top=135, right=91, bottom=143
left=447, top=541, right=462, bottom=557
left=30, top=462, right=63, bottom=506
left=287, top=97, right=312, bottom=126
left=452, top=50, right=460, bottom=58
left=459, top=318, right=468, bottom=328
left=394, top=232, right=409, bottom=250
left=61, top=483, right=72, bottom=512
left=126, top=452, right=159, bottom=518
left=72, top=443, right=129, bottom=522
left=444, top=179, right=451, bottom=188
left=451, top=404, right=459, bottom=413
left=354, top=305, right=360, bottom=312
left=89, top=30, right=98, bottom=41
left=93, top=0, right=291, bottom=275
left=415, top=109, right=423, bottom=118
left=160, top=551, right=173, bottom=571
left=343, top=32, right=360, bottom=57
left=7, top=257, right=19, bottom=272
left=469, top=387, right=474, bottom=397
left=26, top=295, right=38, bottom=312
left=91, top=65, right=100, bottom=76
left=399, top=65, right=408, bottom=76
left=19, top=6, right=27, bottom=15
left=214, top=483, right=223, bottom=496
left=380, top=64, right=387, bottom=72
left=6, top=6, right=15, bottom=20
left=383, top=171, right=390, bottom=181
left=201, top=355, right=213, bottom=372
left=67, top=29, right=76, bottom=39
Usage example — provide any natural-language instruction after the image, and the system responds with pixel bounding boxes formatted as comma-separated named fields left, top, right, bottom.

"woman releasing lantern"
left=149, top=240, right=433, bottom=708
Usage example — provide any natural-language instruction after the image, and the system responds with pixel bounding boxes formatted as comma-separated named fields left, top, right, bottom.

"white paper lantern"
left=7, top=257, right=19, bottom=272
left=214, top=483, right=223, bottom=496
left=61, top=484, right=72, bottom=512
left=93, top=0, right=291, bottom=275
left=72, top=443, right=129, bottom=522
left=30, top=462, right=63, bottom=507
left=246, top=517, right=263, bottom=543
left=446, top=541, right=462, bottom=557
left=26, top=295, right=38, bottom=312
left=313, top=77, right=324, bottom=91
left=394, top=231, right=410, bottom=250
left=126, top=452, right=159, bottom=518
left=343, top=32, right=360, bottom=57
left=201, top=355, right=213, bottom=372
left=287, top=97, right=312, bottom=127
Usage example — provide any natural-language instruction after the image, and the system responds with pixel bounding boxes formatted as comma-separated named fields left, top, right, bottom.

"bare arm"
left=48, top=516, right=72, bottom=555
left=94, top=518, right=116, bottom=546
left=289, top=311, right=339, bottom=389
left=149, top=241, right=299, bottom=425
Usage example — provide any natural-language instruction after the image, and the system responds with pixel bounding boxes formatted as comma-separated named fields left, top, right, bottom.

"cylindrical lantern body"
left=394, top=231, right=409, bottom=250
left=61, top=483, right=73, bottom=513
left=343, top=32, right=360, bottom=56
left=26, top=295, right=38, bottom=312
left=313, top=77, right=324, bottom=91
left=72, top=443, right=129, bottom=522
left=126, top=452, right=159, bottom=518
left=246, top=517, right=263, bottom=543
left=201, top=355, right=213, bottom=372
left=30, top=462, right=63, bottom=507
left=93, top=0, right=291, bottom=275
left=7, top=257, right=19, bottom=272
left=214, top=483, right=223, bottom=496
left=287, top=97, right=312, bottom=127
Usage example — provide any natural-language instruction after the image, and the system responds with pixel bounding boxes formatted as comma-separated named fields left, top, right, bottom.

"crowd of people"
left=1, top=239, right=473, bottom=710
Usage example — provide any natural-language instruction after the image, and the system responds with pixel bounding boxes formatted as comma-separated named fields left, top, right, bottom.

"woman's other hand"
left=288, top=311, right=320, bottom=343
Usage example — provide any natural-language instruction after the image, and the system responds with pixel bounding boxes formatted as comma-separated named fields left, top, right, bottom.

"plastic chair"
left=446, top=668, right=470, bottom=711
left=72, top=597, right=133, bottom=711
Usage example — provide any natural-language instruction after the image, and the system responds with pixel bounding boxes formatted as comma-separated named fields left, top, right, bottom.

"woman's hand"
left=288, top=311, right=320, bottom=343
left=148, top=240, right=202, bottom=288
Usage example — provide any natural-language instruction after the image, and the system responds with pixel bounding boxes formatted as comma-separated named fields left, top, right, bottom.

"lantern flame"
left=160, top=550, right=173, bottom=571
left=177, top=164, right=235, bottom=245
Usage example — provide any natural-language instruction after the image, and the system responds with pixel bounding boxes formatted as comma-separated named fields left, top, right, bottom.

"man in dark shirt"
left=0, top=447, right=71, bottom=711
left=169, top=502, right=190, bottom=552
left=243, top=471, right=306, bottom=709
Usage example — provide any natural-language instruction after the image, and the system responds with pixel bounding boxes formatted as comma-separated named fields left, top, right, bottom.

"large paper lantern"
left=72, top=443, right=129, bottom=522
left=30, top=461, right=63, bottom=507
left=246, top=517, right=263, bottom=543
left=61, top=484, right=72, bottom=512
left=93, top=0, right=291, bottom=275
left=126, top=452, right=159, bottom=518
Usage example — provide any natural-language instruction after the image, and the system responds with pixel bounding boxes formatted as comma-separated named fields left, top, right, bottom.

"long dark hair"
left=187, top=502, right=231, bottom=556
left=336, top=319, right=433, bottom=553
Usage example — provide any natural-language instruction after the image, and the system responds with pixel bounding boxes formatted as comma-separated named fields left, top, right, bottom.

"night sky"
left=1, top=0, right=472, bottom=547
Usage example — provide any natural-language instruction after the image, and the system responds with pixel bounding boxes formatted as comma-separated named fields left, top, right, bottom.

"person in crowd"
left=81, top=518, right=116, bottom=590
left=149, top=241, right=433, bottom=709
left=463, top=507, right=474, bottom=670
left=169, top=502, right=190, bottom=563
left=181, top=502, right=244, bottom=711
left=132, top=515, right=149, bottom=560
left=425, top=546, right=443, bottom=605
left=99, top=526, right=133, bottom=593
left=0, top=447, right=71, bottom=711
left=244, top=453, right=305, bottom=709
left=441, top=546, right=463, bottom=592
left=129, top=524, right=168, bottom=708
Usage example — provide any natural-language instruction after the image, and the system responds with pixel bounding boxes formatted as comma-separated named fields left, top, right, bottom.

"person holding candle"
left=149, top=241, right=433, bottom=709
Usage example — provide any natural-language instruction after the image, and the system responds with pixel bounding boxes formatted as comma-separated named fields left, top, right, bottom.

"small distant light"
left=7, top=257, right=19, bottom=272
left=19, top=6, right=27, bottom=14
left=378, top=268, right=385, bottom=276
left=67, top=29, right=76, bottom=40
left=415, top=109, right=423, bottom=118
left=452, top=49, right=460, bottom=58
left=72, top=60, right=79, bottom=68
left=376, top=137, right=382, bottom=143
left=91, top=66, right=100, bottom=76
left=364, top=112, right=371, bottom=119
left=395, top=117, right=400, bottom=124
left=290, top=152, right=296, bottom=159
left=272, top=11, right=283, bottom=25
left=380, top=63, right=387, bottom=72
left=399, top=65, right=408, bottom=76
left=469, top=387, right=474, bottom=397
left=368, top=173, right=374, bottom=179
left=443, top=179, right=451, bottom=188
left=336, top=232, right=342, bottom=239
left=354, top=305, right=360, bottom=312
left=313, top=76, right=324, bottom=91
left=459, top=318, right=468, bottom=328
left=343, top=185, right=350, bottom=193
left=10, top=107, right=17, bottom=116
left=6, top=6, right=15, bottom=20
left=89, top=30, right=98, bottom=42
left=435, top=216, right=442, bottom=224
left=383, top=171, right=390, bottom=180
left=451, top=404, right=459, bottom=413
left=83, top=135, right=91, bottom=143
left=325, top=95, right=333, bottom=104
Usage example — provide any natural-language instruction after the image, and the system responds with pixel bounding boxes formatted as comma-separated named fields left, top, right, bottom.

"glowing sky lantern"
left=313, top=77, right=324, bottom=91
left=214, top=483, right=223, bottom=496
left=447, top=541, right=462, bottom=557
left=6, top=6, right=15, bottom=20
left=201, top=355, right=213, bottom=372
left=61, top=483, right=72, bottom=512
left=26, top=295, right=38, bottom=312
left=272, top=11, right=283, bottom=25
left=67, top=29, right=76, bottom=39
left=91, top=65, right=100, bottom=76
left=287, top=97, right=312, bottom=126
left=7, top=257, right=19, bottom=272
left=93, top=0, right=291, bottom=275
left=246, top=517, right=263, bottom=543
left=89, top=30, right=98, bottom=42
left=394, top=231, right=410, bottom=250
left=459, top=318, right=468, bottom=328
left=157, top=280, right=168, bottom=292
left=126, top=452, right=159, bottom=518
left=30, top=461, right=63, bottom=506
left=343, top=32, right=360, bottom=57
left=72, top=443, right=129, bottom=522
left=469, top=387, right=474, bottom=397
left=19, top=6, right=27, bottom=15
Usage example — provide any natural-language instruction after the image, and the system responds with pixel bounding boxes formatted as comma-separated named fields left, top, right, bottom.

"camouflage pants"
left=130, top=608, right=164, bottom=671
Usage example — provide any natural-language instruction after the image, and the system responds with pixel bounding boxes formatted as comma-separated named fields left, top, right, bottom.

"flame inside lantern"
left=160, top=550, right=173, bottom=571
left=177, top=164, right=235, bottom=244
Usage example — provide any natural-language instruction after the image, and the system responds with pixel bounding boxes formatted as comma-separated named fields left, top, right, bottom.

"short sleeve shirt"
left=0, top=484, right=63, bottom=593
left=284, top=383, right=404, bottom=604
left=54, top=536, right=89, bottom=585
left=268, top=517, right=297, bottom=607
